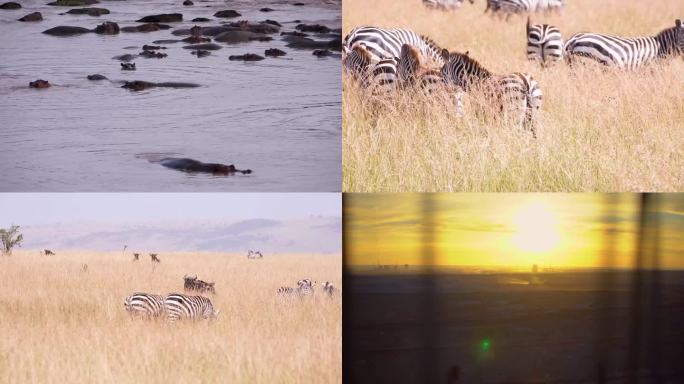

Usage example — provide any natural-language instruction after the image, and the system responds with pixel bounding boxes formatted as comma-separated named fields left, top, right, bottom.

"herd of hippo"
left=4, top=0, right=342, bottom=177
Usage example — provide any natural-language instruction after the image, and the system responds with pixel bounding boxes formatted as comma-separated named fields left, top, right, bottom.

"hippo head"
left=29, top=79, right=50, bottom=89
left=190, top=25, right=202, bottom=37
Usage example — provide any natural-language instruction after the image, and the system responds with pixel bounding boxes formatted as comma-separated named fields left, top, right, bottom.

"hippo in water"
left=121, top=62, right=136, bottom=70
left=159, top=158, right=252, bottom=175
left=229, top=53, right=265, bottom=61
left=87, top=74, right=108, bottom=80
left=137, top=13, right=182, bottom=23
left=0, top=2, right=21, bottom=9
left=121, top=81, right=200, bottom=91
left=18, top=12, right=42, bottom=21
left=29, top=79, right=51, bottom=88
left=265, top=48, right=286, bottom=57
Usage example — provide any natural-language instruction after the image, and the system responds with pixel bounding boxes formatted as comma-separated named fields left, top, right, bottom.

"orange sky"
left=345, top=194, right=684, bottom=269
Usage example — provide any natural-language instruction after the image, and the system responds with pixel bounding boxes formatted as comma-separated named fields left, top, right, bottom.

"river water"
left=0, top=0, right=341, bottom=191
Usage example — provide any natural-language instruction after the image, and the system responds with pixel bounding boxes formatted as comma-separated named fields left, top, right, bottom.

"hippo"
left=296, top=24, right=331, bottom=34
left=93, top=21, right=119, bottom=34
left=142, top=45, right=166, bottom=51
left=18, top=12, right=42, bottom=21
left=29, top=80, right=50, bottom=88
left=182, top=35, right=210, bottom=43
left=228, top=20, right=279, bottom=34
left=139, top=50, right=167, bottom=58
left=48, top=0, right=98, bottom=6
left=191, top=50, right=210, bottom=57
left=214, top=30, right=271, bottom=44
left=264, top=48, right=286, bottom=57
left=229, top=53, right=264, bottom=61
left=182, top=43, right=221, bottom=50
left=0, top=2, right=21, bottom=9
left=120, top=62, right=136, bottom=70
left=121, top=81, right=200, bottom=91
left=285, top=36, right=341, bottom=51
left=183, top=0, right=193, bottom=5
left=152, top=39, right=182, bottom=44
left=259, top=7, right=274, bottom=12
left=281, top=31, right=308, bottom=37
left=113, top=54, right=136, bottom=62
left=43, top=26, right=91, bottom=36
left=191, top=17, right=209, bottom=22
left=313, top=49, right=340, bottom=58
left=262, top=19, right=282, bottom=27
left=87, top=74, right=108, bottom=80
left=158, top=158, right=252, bottom=175
left=214, top=10, right=240, bottom=18
left=137, top=13, right=182, bottom=23
left=121, top=23, right=171, bottom=33
left=65, top=7, right=109, bottom=16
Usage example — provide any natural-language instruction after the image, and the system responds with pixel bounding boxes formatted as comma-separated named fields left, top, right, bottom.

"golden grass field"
left=0, top=250, right=341, bottom=383
left=343, top=0, right=684, bottom=192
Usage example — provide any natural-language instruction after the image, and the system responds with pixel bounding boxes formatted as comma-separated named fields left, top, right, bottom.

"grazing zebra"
left=277, top=286, right=296, bottom=296
left=485, top=0, right=563, bottom=16
left=344, top=44, right=400, bottom=96
left=423, top=0, right=473, bottom=11
left=564, top=20, right=684, bottom=69
left=124, top=292, right=165, bottom=318
left=297, top=279, right=316, bottom=296
left=398, top=44, right=447, bottom=93
left=343, top=26, right=446, bottom=66
left=526, top=17, right=563, bottom=65
left=165, top=293, right=219, bottom=322
left=150, top=253, right=160, bottom=263
left=184, top=275, right=216, bottom=294
left=133, top=253, right=139, bottom=261
left=441, top=49, right=542, bottom=134
left=322, top=281, right=336, bottom=296
left=43, top=249, right=55, bottom=256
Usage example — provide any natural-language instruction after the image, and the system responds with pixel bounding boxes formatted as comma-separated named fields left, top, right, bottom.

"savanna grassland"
left=0, top=251, right=341, bottom=384
left=343, top=0, right=684, bottom=192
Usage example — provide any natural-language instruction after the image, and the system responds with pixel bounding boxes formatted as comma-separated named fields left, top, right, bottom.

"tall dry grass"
left=0, top=250, right=341, bottom=383
left=343, top=0, right=684, bottom=192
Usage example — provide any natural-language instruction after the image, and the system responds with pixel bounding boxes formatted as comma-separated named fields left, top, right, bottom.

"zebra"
left=165, top=293, right=219, bottom=322
left=247, top=250, right=263, bottom=259
left=277, top=286, right=296, bottom=297
left=423, top=0, right=473, bottom=11
left=149, top=253, right=160, bottom=263
left=124, top=292, right=165, bottom=319
left=564, top=20, right=684, bottom=69
left=322, top=281, right=336, bottom=297
left=398, top=44, right=466, bottom=115
left=43, top=249, right=55, bottom=256
left=440, top=49, right=542, bottom=135
left=297, top=279, right=316, bottom=296
left=485, top=0, right=563, bottom=16
left=526, top=17, right=563, bottom=66
left=343, top=26, right=446, bottom=66
left=344, top=44, right=400, bottom=96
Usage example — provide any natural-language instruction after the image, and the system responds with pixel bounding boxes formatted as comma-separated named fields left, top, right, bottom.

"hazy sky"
left=0, top=193, right=341, bottom=253
left=345, top=194, right=684, bottom=269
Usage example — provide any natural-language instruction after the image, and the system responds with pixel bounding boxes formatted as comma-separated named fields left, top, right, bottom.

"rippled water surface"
left=0, top=0, right=341, bottom=191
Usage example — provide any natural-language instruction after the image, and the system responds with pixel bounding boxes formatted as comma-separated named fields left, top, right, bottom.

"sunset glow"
left=345, top=194, right=683, bottom=269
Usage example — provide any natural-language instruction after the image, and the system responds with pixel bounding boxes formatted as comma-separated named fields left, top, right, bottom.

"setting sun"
left=511, top=202, right=561, bottom=254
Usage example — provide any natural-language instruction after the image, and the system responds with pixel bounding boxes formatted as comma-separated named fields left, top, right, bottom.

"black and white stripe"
left=297, top=279, right=316, bottom=296
left=441, top=50, right=542, bottom=133
left=526, top=17, right=563, bottom=65
left=398, top=44, right=447, bottom=95
left=165, top=293, right=218, bottom=322
left=423, top=0, right=473, bottom=11
left=485, top=0, right=564, bottom=15
left=344, top=44, right=400, bottom=96
left=343, top=26, right=446, bottom=66
left=124, top=292, right=165, bottom=318
left=564, top=20, right=684, bottom=69
left=322, top=281, right=336, bottom=296
left=277, top=286, right=296, bottom=296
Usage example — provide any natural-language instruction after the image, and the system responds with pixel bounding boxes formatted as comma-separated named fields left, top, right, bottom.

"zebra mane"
left=420, top=34, right=445, bottom=57
left=654, top=20, right=684, bottom=55
left=449, top=50, right=493, bottom=77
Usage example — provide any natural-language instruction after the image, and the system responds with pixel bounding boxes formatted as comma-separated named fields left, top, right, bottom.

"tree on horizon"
left=1, top=225, right=23, bottom=256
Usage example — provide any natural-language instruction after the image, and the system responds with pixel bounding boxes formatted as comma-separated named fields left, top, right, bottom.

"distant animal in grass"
left=43, top=249, right=55, bottom=256
left=150, top=253, right=160, bottom=263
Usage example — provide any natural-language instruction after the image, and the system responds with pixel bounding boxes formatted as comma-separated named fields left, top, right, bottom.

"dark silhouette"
left=150, top=253, right=160, bottom=263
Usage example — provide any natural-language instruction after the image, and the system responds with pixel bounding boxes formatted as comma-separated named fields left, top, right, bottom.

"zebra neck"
left=654, top=29, right=677, bottom=57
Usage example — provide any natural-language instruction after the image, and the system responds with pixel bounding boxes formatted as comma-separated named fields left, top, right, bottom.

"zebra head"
left=440, top=49, right=492, bottom=90
left=343, top=44, right=373, bottom=79
left=203, top=302, right=219, bottom=319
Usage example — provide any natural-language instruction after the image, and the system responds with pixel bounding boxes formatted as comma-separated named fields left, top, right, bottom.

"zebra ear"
left=441, top=48, right=449, bottom=61
left=676, top=19, right=682, bottom=28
